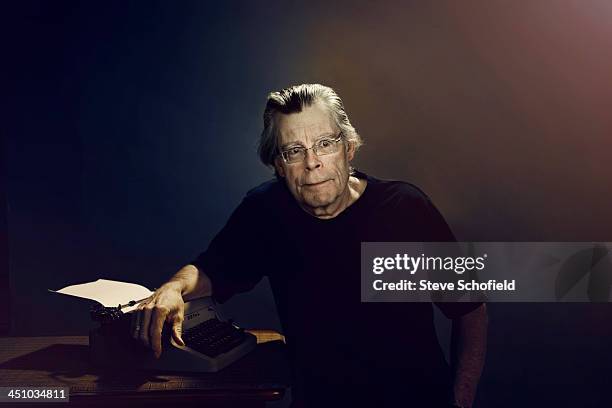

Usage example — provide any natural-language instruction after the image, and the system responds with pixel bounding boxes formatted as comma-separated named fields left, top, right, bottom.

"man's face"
left=274, top=102, right=355, bottom=213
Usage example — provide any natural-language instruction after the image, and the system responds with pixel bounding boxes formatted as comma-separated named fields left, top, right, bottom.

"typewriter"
left=89, top=297, right=257, bottom=372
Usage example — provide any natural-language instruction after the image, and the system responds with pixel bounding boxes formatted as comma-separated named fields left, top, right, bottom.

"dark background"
left=5, top=1, right=612, bottom=406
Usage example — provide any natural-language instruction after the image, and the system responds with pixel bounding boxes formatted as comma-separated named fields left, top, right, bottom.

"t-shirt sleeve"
left=418, top=190, right=485, bottom=319
left=191, top=194, right=268, bottom=304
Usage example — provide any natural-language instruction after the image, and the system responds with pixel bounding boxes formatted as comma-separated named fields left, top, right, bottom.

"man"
left=133, top=84, right=487, bottom=407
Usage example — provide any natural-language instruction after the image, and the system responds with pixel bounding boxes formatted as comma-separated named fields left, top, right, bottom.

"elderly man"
left=134, top=84, right=487, bottom=407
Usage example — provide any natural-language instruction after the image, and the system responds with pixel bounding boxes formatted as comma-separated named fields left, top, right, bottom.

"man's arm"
left=132, top=264, right=213, bottom=358
left=164, top=264, right=212, bottom=301
left=450, top=303, right=488, bottom=407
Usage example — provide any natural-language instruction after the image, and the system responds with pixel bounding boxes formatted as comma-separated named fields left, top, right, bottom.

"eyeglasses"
left=279, top=133, right=344, bottom=164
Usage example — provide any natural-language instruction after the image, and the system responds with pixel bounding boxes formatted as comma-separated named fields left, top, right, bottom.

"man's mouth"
left=302, top=179, right=331, bottom=187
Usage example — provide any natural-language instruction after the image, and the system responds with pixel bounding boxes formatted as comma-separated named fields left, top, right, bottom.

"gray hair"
left=257, top=83, right=363, bottom=170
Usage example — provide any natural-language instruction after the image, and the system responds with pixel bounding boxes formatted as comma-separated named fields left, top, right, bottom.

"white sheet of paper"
left=50, top=279, right=154, bottom=313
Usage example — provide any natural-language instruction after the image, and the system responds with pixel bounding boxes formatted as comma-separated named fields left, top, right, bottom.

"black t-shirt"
left=192, top=170, right=481, bottom=406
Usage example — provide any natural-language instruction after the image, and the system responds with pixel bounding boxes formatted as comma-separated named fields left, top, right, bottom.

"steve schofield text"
left=370, top=253, right=516, bottom=292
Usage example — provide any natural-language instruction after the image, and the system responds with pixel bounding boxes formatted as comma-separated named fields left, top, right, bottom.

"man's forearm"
left=163, top=264, right=212, bottom=301
left=450, top=304, right=488, bottom=407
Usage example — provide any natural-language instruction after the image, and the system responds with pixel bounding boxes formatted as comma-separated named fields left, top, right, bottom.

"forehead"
left=276, top=103, right=336, bottom=145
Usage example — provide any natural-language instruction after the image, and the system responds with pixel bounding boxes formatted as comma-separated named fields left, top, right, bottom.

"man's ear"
left=274, top=156, right=286, bottom=178
left=346, top=141, right=356, bottom=162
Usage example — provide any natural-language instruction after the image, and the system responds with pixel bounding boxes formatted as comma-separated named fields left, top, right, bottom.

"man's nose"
left=303, top=149, right=322, bottom=171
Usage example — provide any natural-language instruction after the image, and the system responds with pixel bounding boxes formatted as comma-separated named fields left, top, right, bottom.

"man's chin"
left=301, top=194, right=335, bottom=210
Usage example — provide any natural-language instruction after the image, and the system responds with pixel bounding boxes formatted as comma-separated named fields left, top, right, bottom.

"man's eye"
left=318, top=140, right=332, bottom=148
left=286, top=147, right=303, bottom=158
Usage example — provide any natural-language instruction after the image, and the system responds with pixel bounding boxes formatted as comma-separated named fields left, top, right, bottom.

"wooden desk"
left=0, top=330, right=290, bottom=407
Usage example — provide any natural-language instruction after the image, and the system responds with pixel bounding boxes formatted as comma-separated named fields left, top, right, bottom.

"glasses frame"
left=278, top=132, right=344, bottom=164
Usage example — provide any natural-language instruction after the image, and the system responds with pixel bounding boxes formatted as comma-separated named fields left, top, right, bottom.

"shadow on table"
left=0, top=343, right=167, bottom=389
left=0, top=340, right=291, bottom=391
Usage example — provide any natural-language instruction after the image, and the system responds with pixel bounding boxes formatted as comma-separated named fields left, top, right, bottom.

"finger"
left=139, top=294, right=155, bottom=305
left=171, top=317, right=185, bottom=346
left=150, top=306, right=170, bottom=358
left=139, top=304, right=153, bottom=348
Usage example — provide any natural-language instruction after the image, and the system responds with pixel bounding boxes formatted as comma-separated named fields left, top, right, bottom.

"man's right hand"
left=131, top=282, right=186, bottom=359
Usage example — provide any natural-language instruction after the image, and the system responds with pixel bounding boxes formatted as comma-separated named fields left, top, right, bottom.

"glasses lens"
left=316, top=138, right=340, bottom=155
left=284, top=148, right=305, bottom=163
